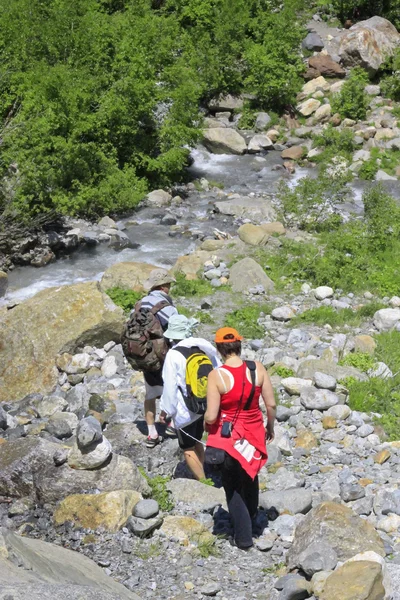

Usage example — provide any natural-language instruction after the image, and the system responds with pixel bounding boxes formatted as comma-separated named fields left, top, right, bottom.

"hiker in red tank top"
left=205, top=327, right=276, bottom=550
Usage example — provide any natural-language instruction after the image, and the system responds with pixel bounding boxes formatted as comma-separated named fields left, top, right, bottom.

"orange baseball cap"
left=214, top=327, right=243, bottom=343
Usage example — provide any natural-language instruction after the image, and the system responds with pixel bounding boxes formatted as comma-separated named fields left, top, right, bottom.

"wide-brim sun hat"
left=164, top=314, right=199, bottom=340
left=144, top=268, right=176, bottom=291
left=214, top=327, right=243, bottom=343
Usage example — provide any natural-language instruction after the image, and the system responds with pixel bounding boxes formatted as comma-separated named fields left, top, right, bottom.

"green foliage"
left=237, top=107, right=257, bottom=130
left=359, top=148, right=400, bottom=180
left=291, top=302, right=387, bottom=328
left=271, top=365, right=295, bottom=378
left=346, top=331, right=400, bottom=440
left=224, top=303, right=272, bottom=339
left=105, top=287, right=142, bottom=313
left=135, top=542, right=161, bottom=560
left=339, top=352, right=376, bottom=372
left=139, top=470, right=174, bottom=512
left=199, top=477, right=215, bottom=486
left=277, top=173, right=351, bottom=232
left=195, top=536, right=219, bottom=558
left=172, top=272, right=214, bottom=297
left=331, top=68, right=369, bottom=121
left=323, top=0, right=400, bottom=29
left=312, top=126, right=356, bottom=163
left=176, top=304, right=214, bottom=324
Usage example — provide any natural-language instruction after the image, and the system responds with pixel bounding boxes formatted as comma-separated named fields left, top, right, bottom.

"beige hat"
left=144, top=268, right=176, bottom=291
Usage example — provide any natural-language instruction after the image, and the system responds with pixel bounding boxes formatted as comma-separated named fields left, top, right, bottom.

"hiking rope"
left=177, top=427, right=206, bottom=447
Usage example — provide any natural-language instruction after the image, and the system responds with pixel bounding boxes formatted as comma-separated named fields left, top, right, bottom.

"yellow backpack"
left=174, top=346, right=213, bottom=414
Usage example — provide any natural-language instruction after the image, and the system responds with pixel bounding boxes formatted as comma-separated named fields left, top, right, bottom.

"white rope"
left=177, top=426, right=206, bottom=447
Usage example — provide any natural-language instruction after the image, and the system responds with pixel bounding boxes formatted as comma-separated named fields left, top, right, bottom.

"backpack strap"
left=244, top=360, right=257, bottom=411
left=151, top=300, right=170, bottom=315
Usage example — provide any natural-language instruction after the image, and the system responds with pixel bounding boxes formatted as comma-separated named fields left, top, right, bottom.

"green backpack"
left=174, top=346, right=213, bottom=415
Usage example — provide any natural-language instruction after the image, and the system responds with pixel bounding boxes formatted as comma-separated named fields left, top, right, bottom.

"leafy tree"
left=331, top=67, right=369, bottom=121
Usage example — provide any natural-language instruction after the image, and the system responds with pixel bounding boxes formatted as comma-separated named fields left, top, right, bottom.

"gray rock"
left=259, top=488, right=312, bottom=515
left=276, top=406, right=292, bottom=422
left=298, top=541, right=338, bottom=576
left=381, top=490, right=400, bottom=516
left=268, top=467, right=305, bottom=491
left=0, top=527, right=137, bottom=600
left=314, top=286, right=333, bottom=300
left=77, top=416, right=103, bottom=448
left=357, top=424, right=374, bottom=438
left=255, top=112, right=272, bottom=131
left=340, top=483, right=366, bottom=502
left=34, top=395, right=68, bottom=418
left=126, top=515, right=163, bottom=538
left=0, top=405, right=8, bottom=429
left=133, top=499, right=160, bottom=519
left=68, top=436, right=112, bottom=470
left=167, top=478, right=226, bottom=511
left=314, top=372, right=336, bottom=391
left=302, top=32, right=324, bottom=51
left=275, top=574, right=304, bottom=591
left=280, top=577, right=310, bottom=600
left=229, top=257, right=275, bottom=294
left=271, top=306, right=295, bottom=321
left=45, top=412, right=78, bottom=439
left=300, top=387, right=339, bottom=411
left=201, top=582, right=222, bottom=596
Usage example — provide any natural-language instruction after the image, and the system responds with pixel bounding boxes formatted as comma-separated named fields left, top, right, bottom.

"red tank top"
left=206, top=362, right=267, bottom=479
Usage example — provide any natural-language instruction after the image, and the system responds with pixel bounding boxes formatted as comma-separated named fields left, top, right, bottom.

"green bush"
left=339, top=352, right=376, bottom=372
left=271, top=365, right=295, bottom=378
left=105, top=287, right=142, bottom=313
left=291, top=302, right=387, bottom=328
left=139, top=469, right=174, bottom=512
left=224, top=303, right=272, bottom=339
left=331, top=67, right=370, bottom=121
left=172, top=272, right=214, bottom=297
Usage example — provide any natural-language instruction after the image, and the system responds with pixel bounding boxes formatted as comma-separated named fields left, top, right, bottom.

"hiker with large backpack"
left=121, top=269, right=178, bottom=448
left=159, top=314, right=221, bottom=480
left=205, top=327, right=276, bottom=550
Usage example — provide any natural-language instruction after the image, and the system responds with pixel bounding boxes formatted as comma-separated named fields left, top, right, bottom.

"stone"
left=315, top=286, right=334, bottom=300
left=0, top=282, right=124, bottom=402
left=255, top=530, right=277, bottom=551
left=0, top=271, right=8, bottom=297
left=314, top=372, right=336, bottom=390
left=271, top=306, right=295, bottom=321
left=53, top=490, right=141, bottom=532
left=172, top=250, right=212, bottom=280
left=320, top=560, right=384, bottom=600
left=298, top=541, right=338, bottom=577
left=0, top=527, right=137, bottom=600
left=322, top=416, right=337, bottom=429
left=133, top=499, right=159, bottom=519
left=34, top=395, right=68, bottom=418
left=45, top=412, right=78, bottom=439
left=357, top=424, right=374, bottom=437
left=281, top=377, right=313, bottom=395
left=248, top=134, right=274, bottom=153
left=281, top=146, right=305, bottom=160
left=309, top=55, right=345, bottom=78
left=267, top=466, right=304, bottom=490
left=77, top=416, right=103, bottom=448
left=302, top=32, right=324, bottom=51
left=377, top=514, right=400, bottom=533
left=126, top=515, right=163, bottom=538
left=255, top=112, right=272, bottom=131
left=229, top=257, right=275, bottom=293
left=313, top=104, right=332, bottom=122
left=295, top=430, right=318, bottom=450
left=160, top=516, right=213, bottom=544
left=208, top=94, right=244, bottom=112
left=297, top=98, right=321, bottom=116
left=286, top=502, right=385, bottom=570
left=374, top=308, right=400, bottom=331
left=215, top=195, right=276, bottom=221
left=297, top=359, right=367, bottom=382
left=259, top=488, right=312, bottom=515
left=68, top=436, right=112, bottom=470
left=375, top=169, right=397, bottom=181
left=375, top=128, right=396, bottom=142
left=326, top=405, right=351, bottom=421
left=341, top=483, right=365, bottom=502
left=354, top=334, right=376, bottom=354
left=101, top=355, right=118, bottom=378
left=201, top=582, right=221, bottom=597
left=261, top=221, right=286, bottom=235
left=300, top=388, right=339, bottom=411
left=381, top=489, right=400, bottom=516
left=202, top=128, right=247, bottom=155
left=167, top=479, right=226, bottom=511
left=280, top=578, right=310, bottom=600
left=238, top=223, right=270, bottom=246
left=338, top=16, right=400, bottom=75
left=99, top=261, right=155, bottom=292
left=146, top=189, right=172, bottom=206
left=303, top=76, right=331, bottom=94
left=374, top=449, right=391, bottom=465
left=98, top=216, right=117, bottom=229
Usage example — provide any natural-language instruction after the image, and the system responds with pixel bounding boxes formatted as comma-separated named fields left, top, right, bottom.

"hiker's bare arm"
left=257, top=361, right=276, bottom=443
left=205, top=370, right=221, bottom=425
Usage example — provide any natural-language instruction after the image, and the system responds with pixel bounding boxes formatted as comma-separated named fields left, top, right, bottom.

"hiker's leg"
left=143, top=369, right=163, bottom=439
left=195, top=441, right=204, bottom=466
left=178, top=419, right=205, bottom=480
left=183, top=447, right=205, bottom=480
left=221, top=454, right=253, bottom=549
left=240, top=471, right=259, bottom=520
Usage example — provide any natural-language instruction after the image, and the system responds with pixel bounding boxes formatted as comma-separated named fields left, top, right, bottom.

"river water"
left=2, top=147, right=399, bottom=305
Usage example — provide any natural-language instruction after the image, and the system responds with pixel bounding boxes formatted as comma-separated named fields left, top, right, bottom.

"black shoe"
left=145, top=436, right=162, bottom=448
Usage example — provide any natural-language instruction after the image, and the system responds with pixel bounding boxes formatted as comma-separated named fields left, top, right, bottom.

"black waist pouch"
left=204, top=446, right=226, bottom=465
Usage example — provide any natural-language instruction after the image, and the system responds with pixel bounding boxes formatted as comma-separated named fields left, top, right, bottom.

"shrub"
left=331, top=67, right=370, bottom=121
left=105, top=287, right=142, bottom=313
left=172, top=272, right=214, bottom=297
left=224, top=303, right=273, bottom=339
left=339, top=352, right=376, bottom=372
left=271, top=365, right=295, bottom=378
left=139, top=470, right=174, bottom=512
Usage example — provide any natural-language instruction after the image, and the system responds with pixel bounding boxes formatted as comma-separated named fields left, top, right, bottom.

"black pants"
left=221, top=453, right=259, bottom=549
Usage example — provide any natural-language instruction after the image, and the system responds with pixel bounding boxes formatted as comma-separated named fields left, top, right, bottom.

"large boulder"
left=0, top=528, right=138, bottom=600
left=338, top=16, right=400, bottom=75
left=0, top=282, right=125, bottom=402
left=172, top=250, right=212, bottom=280
left=229, top=257, right=275, bottom=294
left=100, top=261, right=156, bottom=292
left=286, top=502, right=385, bottom=570
left=373, top=308, right=400, bottom=331
left=320, top=560, right=385, bottom=600
left=259, top=488, right=312, bottom=515
left=202, top=128, right=247, bottom=155
left=208, top=94, right=244, bottom=112
left=297, top=358, right=367, bottom=381
left=214, top=196, right=276, bottom=222
left=167, top=479, right=226, bottom=511
left=0, top=270, right=8, bottom=297
left=238, top=224, right=270, bottom=246
left=53, top=490, right=142, bottom=532
left=146, top=189, right=172, bottom=207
